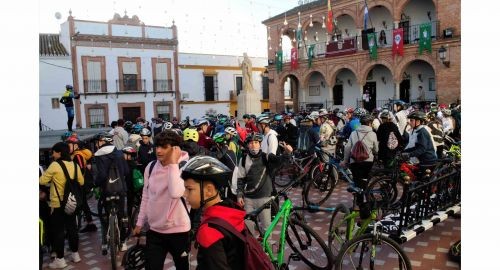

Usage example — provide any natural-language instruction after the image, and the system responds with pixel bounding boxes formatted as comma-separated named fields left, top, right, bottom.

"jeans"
left=145, top=230, right=190, bottom=270
left=244, top=197, right=272, bottom=237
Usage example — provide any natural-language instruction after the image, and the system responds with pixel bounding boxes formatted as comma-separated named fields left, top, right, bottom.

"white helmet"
left=162, top=122, right=173, bottom=131
left=307, top=111, right=320, bottom=120
left=319, top=108, right=329, bottom=117
left=224, top=127, right=237, bottom=136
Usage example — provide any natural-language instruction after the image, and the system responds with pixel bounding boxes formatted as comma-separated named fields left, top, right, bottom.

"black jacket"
left=376, top=122, right=404, bottom=160
left=196, top=200, right=246, bottom=270
left=138, top=140, right=156, bottom=174
left=94, top=144, right=129, bottom=191
left=283, top=122, right=298, bottom=147
left=404, top=126, right=437, bottom=165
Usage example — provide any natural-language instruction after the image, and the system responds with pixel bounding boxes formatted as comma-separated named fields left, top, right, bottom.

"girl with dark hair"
left=39, top=142, right=84, bottom=268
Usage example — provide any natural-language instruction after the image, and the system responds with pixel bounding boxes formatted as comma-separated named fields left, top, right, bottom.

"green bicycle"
left=246, top=182, right=335, bottom=270
left=328, top=185, right=411, bottom=270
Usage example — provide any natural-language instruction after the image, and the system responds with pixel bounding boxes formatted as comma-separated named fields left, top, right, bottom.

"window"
left=51, top=98, right=60, bottom=109
left=88, top=108, right=105, bottom=128
left=86, top=61, right=102, bottom=93
left=236, top=76, right=243, bottom=96
left=262, top=76, right=269, bottom=99
left=155, top=62, right=171, bottom=91
left=204, top=75, right=218, bottom=101
left=157, top=104, right=171, bottom=121
left=122, top=62, right=138, bottom=91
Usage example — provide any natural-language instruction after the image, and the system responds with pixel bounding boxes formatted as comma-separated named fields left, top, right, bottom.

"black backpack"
left=55, top=160, right=83, bottom=215
left=103, top=158, right=126, bottom=196
left=59, top=96, right=70, bottom=105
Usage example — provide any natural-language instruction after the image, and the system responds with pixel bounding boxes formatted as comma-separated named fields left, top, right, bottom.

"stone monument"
left=237, top=53, right=261, bottom=119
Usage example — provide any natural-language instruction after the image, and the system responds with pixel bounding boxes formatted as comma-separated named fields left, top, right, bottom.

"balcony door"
left=399, top=79, right=411, bottom=103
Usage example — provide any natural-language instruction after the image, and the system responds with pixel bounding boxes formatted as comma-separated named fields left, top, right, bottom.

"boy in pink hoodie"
left=133, top=130, right=191, bottom=270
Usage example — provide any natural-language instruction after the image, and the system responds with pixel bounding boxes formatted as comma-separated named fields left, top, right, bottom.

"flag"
left=291, top=48, right=298, bottom=70
left=308, top=44, right=315, bottom=68
left=367, top=33, right=377, bottom=60
left=392, top=28, right=404, bottom=57
left=276, top=50, right=283, bottom=73
left=419, top=23, right=432, bottom=54
left=327, top=0, right=333, bottom=33
left=363, top=2, right=369, bottom=30
left=297, top=27, right=302, bottom=43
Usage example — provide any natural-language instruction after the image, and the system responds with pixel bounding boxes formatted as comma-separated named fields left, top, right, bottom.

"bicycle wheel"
left=335, top=233, right=412, bottom=270
left=286, top=216, right=334, bottom=270
left=273, top=164, right=295, bottom=187
left=304, top=164, right=337, bottom=206
left=366, top=177, right=398, bottom=208
left=109, top=214, right=119, bottom=270
left=327, top=203, right=350, bottom=257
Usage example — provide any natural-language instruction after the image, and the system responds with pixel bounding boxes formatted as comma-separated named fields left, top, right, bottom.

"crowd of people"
left=39, top=100, right=461, bottom=269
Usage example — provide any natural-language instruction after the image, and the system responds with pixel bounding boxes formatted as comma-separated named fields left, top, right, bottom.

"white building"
left=39, top=13, right=268, bottom=130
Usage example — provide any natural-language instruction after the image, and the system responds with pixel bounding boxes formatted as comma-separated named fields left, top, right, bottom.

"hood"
left=73, top=148, right=92, bottom=160
left=201, top=200, right=246, bottom=230
left=181, top=141, right=206, bottom=157
left=94, top=145, right=115, bottom=156
left=356, top=125, right=373, bottom=133
left=266, top=129, right=278, bottom=137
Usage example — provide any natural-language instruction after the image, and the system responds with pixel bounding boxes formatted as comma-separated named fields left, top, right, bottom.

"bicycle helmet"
left=360, top=114, right=375, bottom=124
left=179, top=120, right=189, bottom=130
left=218, top=117, right=228, bottom=125
left=242, top=114, right=251, bottom=119
left=180, top=155, right=232, bottom=190
left=124, top=121, right=134, bottom=132
left=139, top=128, right=151, bottom=137
left=162, top=122, right=173, bottom=131
left=224, top=127, right=237, bottom=136
left=213, top=132, right=226, bottom=144
left=93, top=132, right=113, bottom=142
left=353, top=107, right=368, bottom=118
left=183, top=128, right=199, bottom=142
left=130, top=124, right=143, bottom=135
left=307, top=111, right=320, bottom=120
left=121, top=240, right=146, bottom=270
left=319, top=108, right=329, bottom=117
left=65, top=84, right=73, bottom=90
left=122, top=146, right=137, bottom=155
left=274, top=114, right=283, bottom=121
left=195, top=118, right=209, bottom=127
left=65, top=135, right=80, bottom=144
left=379, top=111, right=392, bottom=120
left=257, top=115, right=271, bottom=125
left=344, top=107, right=355, bottom=114
left=407, top=111, right=427, bottom=121
left=245, top=132, right=263, bottom=144
left=442, top=109, right=452, bottom=116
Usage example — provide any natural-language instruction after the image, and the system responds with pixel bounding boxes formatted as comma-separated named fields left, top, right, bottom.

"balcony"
left=83, top=80, right=107, bottom=93
left=282, top=21, right=442, bottom=63
left=116, top=79, right=146, bottom=92
left=153, top=79, right=173, bottom=92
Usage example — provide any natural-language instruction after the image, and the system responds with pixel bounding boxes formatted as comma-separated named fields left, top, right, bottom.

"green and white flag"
left=367, top=33, right=377, bottom=60
left=276, top=50, right=283, bottom=72
left=308, top=44, right=315, bottom=68
left=419, top=23, right=432, bottom=54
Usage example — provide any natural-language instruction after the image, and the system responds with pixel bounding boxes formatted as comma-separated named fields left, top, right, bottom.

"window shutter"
left=122, top=62, right=138, bottom=74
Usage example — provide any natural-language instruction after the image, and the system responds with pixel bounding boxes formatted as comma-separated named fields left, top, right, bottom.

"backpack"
left=350, top=131, right=370, bottom=162
left=59, top=96, right=70, bottom=105
left=55, top=160, right=83, bottom=215
left=132, top=168, right=144, bottom=192
left=74, top=154, right=94, bottom=193
left=103, top=158, right=126, bottom=195
left=205, top=217, right=274, bottom=270
left=387, top=131, right=399, bottom=150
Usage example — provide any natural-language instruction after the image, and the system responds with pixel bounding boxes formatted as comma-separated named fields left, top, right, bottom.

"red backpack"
left=205, top=217, right=274, bottom=270
left=350, top=131, right=370, bottom=162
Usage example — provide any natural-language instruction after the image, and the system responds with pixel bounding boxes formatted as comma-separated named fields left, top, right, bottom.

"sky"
left=38, top=0, right=300, bottom=57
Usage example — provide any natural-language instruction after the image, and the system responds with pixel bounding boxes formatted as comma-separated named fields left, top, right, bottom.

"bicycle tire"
left=327, top=203, right=350, bottom=257
left=273, top=164, right=295, bottom=187
left=365, top=177, right=398, bottom=208
left=335, top=233, right=412, bottom=270
left=304, top=164, right=337, bottom=206
left=109, top=214, right=118, bottom=270
left=285, top=217, right=334, bottom=270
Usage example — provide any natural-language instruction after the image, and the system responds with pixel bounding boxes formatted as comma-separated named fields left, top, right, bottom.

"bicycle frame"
left=338, top=209, right=378, bottom=242
left=261, top=198, right=293, bottom=267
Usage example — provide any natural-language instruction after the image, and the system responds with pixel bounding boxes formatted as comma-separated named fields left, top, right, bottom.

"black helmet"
left=121, top=240, right=146, bottom=270
left=93, top=132, right=113, bottom=142
left=407, top=111, right=427, bottom=121
left=245, top=132, right=263, bottom=144
left=66, top=84, right=73, bottom=90
left=180, top=156, right=232, bottom=190
left=124, top=121, right=134, bottom=132
left=242, top=114, right=251, bottom=119
left=360, top=114, right=375, bottom=124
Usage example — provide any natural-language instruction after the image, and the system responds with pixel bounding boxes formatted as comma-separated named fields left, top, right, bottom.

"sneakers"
left=70, top=251, right=81, bottom=263
left=79, top=223, right=97, bottom=233
left=101, top=244, right=108, bottom=256
left=49, top=257, right=67, bottom=269
left=120, top=243, right=128, bottom=252
left=50, top=251, right=56, bottom=259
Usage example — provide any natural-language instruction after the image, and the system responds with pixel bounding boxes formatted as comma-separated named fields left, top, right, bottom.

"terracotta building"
left=262, top=0, right=460, bottom=112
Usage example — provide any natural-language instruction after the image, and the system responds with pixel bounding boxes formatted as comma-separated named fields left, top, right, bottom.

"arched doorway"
left=400, top=60, right=436, bottom=106
left=362, top=64, right=393, bottom=111
left=302, top=71, right=328, bottom=112
left=281, top=74, right=299, bottom=113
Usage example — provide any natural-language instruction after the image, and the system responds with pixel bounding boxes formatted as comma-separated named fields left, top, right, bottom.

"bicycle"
left=98, top=194, right=127, bottom=270
left=272, top=149, right=319, bottom=188
left=246, top=180, right=335, bottom=270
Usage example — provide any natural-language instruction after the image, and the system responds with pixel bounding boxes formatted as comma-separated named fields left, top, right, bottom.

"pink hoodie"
left=136, top=151, right=191, bottom=234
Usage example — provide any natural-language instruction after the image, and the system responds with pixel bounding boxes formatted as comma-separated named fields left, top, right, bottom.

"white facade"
left=39, top=56, right=73, bottom=130
left=178, top=53, right=267, bottom=119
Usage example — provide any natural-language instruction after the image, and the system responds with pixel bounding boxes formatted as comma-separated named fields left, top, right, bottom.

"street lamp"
left=438, top=46, right=450, bottom=67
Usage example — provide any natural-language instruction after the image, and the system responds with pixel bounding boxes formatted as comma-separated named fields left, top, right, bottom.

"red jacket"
left=197, top=131, right=214, bottom=150
left=245, top=120, right=259, bottom=134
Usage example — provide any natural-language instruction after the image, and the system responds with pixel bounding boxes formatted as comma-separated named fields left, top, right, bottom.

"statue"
left=241, top=53, right=254, bottom=92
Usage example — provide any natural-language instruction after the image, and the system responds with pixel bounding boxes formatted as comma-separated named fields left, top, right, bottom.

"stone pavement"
left=41, top=181, right=460, bottom=269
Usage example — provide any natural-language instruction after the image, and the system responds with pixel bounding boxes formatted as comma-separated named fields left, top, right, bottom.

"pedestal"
left=237, top=91, right=261, bottom=119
